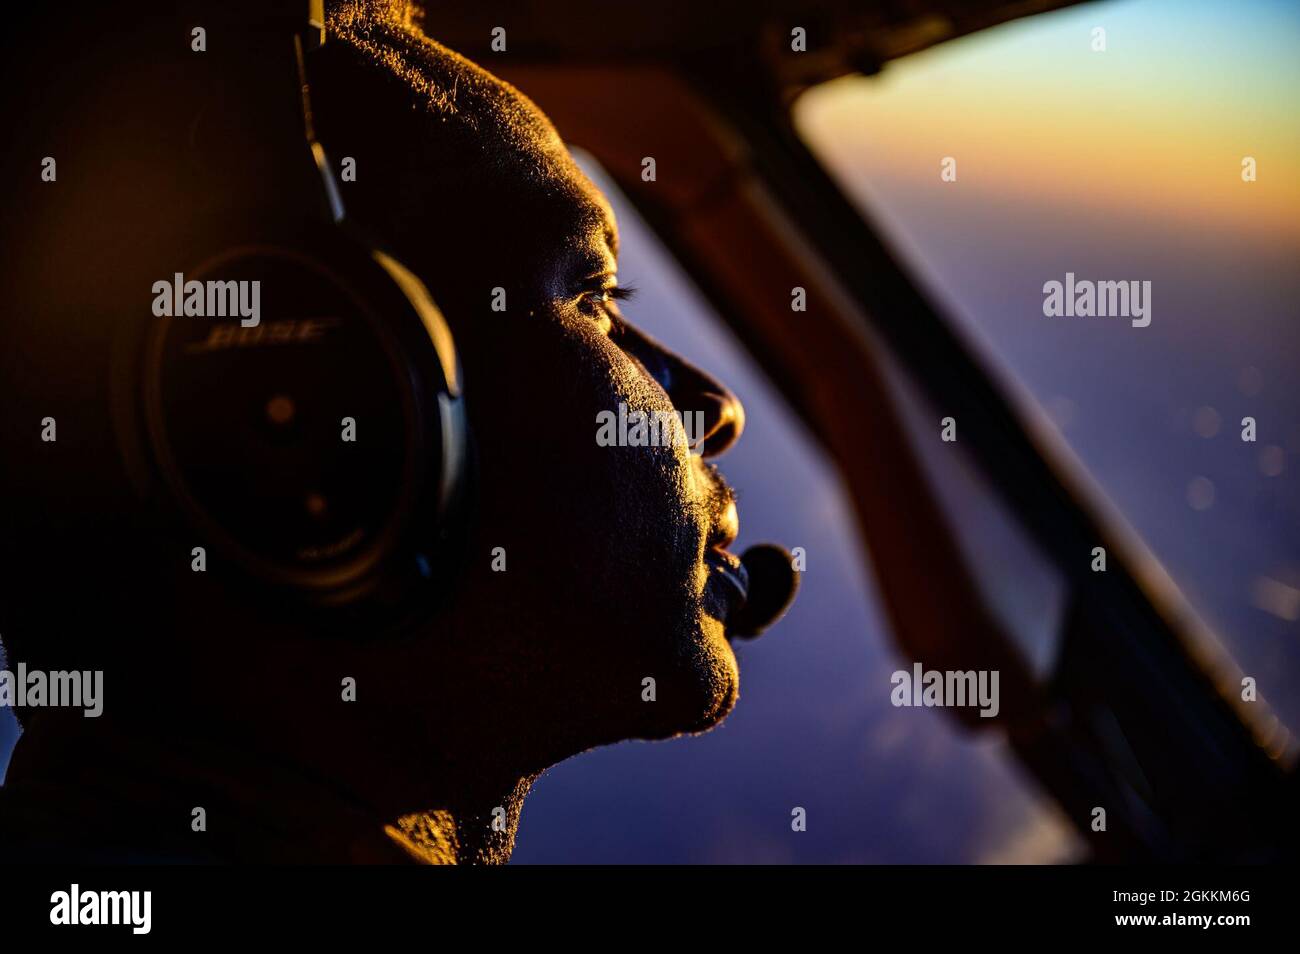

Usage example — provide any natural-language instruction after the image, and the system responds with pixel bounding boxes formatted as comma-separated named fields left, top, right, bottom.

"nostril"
left=694, top=390, right=745, bottom=458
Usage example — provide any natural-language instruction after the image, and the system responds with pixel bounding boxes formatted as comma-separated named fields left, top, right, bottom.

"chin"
left=638, top=613, right=740, bottom=740
left=690, top=615, right=742, bottom=731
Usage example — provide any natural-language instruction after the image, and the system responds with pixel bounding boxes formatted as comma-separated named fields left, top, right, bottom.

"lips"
left=699, top=471, right=798, bottom=637
left=707, top=493, right=748, bottom=582
left=705, top=497, right=748, bottom=605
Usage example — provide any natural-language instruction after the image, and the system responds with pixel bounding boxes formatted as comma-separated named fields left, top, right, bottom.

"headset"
left=113, top=3, right=470, bottom=632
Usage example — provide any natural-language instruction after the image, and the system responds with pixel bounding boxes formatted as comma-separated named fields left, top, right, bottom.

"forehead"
left=401, top=24, right=620, bottom=259
left=329, top=10, right=621, bottom=281
left=480, top=81, right=621, bottom=269
left=474, top=105, right=621, bottom=289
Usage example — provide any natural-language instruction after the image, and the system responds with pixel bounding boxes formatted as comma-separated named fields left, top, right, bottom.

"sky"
left=798, top=0, right=1300, bottom=241
left=795, top=0, right=1300, bottom=732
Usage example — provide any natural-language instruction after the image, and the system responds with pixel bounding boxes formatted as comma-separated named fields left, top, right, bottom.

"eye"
left=576, top=284, right=636, bottom=337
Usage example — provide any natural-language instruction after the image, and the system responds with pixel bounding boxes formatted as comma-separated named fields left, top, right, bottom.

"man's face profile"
left=315, top=5, right=752, bottom=745
left=0, top=0, right=792, bottom=864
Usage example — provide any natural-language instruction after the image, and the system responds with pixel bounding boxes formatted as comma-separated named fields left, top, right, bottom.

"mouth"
left=704, top=495, right=749, bottom=615
left=707, top=543, right=749, bottom=610
left=700, top=469, right=800, bottom=638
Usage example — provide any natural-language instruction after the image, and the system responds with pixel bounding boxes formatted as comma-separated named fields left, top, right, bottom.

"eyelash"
left=578, top=285, right=637, bottom=336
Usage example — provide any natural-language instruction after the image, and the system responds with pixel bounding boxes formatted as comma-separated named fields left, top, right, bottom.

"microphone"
left=726, top=543, right=800, bottom=639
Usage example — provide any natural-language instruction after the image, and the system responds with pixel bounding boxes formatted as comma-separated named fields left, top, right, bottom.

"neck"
left=2, top=708, right=531, bottom=864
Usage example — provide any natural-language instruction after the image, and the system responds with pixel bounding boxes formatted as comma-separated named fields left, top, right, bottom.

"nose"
left=618, top=324, right=746, bottom=458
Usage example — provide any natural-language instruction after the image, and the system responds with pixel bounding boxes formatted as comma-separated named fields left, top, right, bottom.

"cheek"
left=464, top=309, right=708, bottom=629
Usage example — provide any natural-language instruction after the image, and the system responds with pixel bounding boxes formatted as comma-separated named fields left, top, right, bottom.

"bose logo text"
left=184, top=318, right=343, bottom=353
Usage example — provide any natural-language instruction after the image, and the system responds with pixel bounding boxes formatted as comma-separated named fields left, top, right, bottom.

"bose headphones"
left=112, top=3, right=470, bottom=631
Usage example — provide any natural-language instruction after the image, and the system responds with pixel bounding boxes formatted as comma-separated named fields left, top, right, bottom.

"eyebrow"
left=562, top=198, right=619, bottom=287
left=573, top=221, right=619, bottom=284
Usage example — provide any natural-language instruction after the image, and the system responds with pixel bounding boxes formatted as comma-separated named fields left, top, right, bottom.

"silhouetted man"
left=0, top=1, right=793, bottom=862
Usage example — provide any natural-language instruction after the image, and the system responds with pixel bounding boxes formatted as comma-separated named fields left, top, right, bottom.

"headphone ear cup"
left=370, top=248, right=468, bottom=523
left=134, top=226, right=468, bottom=625
left=368, top=247, right=474, bottom=617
